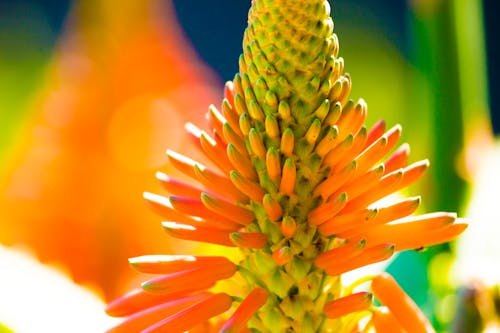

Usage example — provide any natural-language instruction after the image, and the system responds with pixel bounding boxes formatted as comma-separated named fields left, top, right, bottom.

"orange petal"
left=323, top=134, right=354, bottom=169
left=201, top=193, right=255, bottom=225
left=142, top=263, right=236, bottom=293
left=315, top=126, right=339, bottom=157
left=335, top=100, right=365, bottom=142
left=272, top=246, right=293, bottom=266
left=230, top=232, right=267, bottom=248
left=353, top=137, right=388, bottom=176
left=189, top=320, right=219, bottom=333
left=355, top=124, right=401, bottom=176
left=227, top=143, right=258, bottom=181
left=167, top=150, right=198, bottom=179
left=143, top=192, right=199, bottom=225
left=324, top=244, right=394, bottom=276
left=314, top=161, right=356, bottom=199
left=239, top=113, right=252, bottom=138
left=265, top=115, right=280, bottom=139
left=348, top=100, right=367, bottom=136
left=263, top=194, right=283, bottom=222
left=167, top=196, right=236, bottom=226
left=281, top=216, right=297, bottom=238
left=145, top=193, right=240, bottom=231
left=106, top=288, right=209, bottom=317
left=142, top=293, right=233, bottom=333
left=393, top=222, right=468, bottom=251
left=129, top=255, right=234, bottom=275
left=234, top=94, right=248, bottom=119
left=337, top=165, right=384, bottom=201
left=184, top=122, right=204, bottom=150
left=308, top=192, right=348, bottom=226
left=369, top=197, right=421, bottom=226
left=220, top=288, right=268, bottom=333
left=314, top=239, right=366, bottom=269
left=360, top=212, right=457, bottom=248
left=194, top=165, right=247, bottom=203
left=222, top=99, right=243, bottom=137
left=384, top=143, right=410, bottom=174
left=371, top=273, right=436, bottom=333
left=334, top=127, right=367, bottom=172
left=230, top=170, right=266, bottom=202
left=339, top=197, right=420, bottom=239
left=280, top=128, right=295, bottom=157
left=323, top=291, right=372, bottom=319
left=324, top=101, right=342, bottom=126
left=162, top=222, right=235, bottom=247
left=279, top=158, right=296, bottom=195
left=208, top=105, right=227, bottom=144
left=199, top=131, right=233, bottom=174
left=248, top=128, right=267, bottom=159
left=266, top=147, right=281, bottom=181
left=156, top=172, right=202, bottom=198
left=224, top=82, right=236, bottom=110
left=318, top=209, right=375, bottom=237
left=370, top=306, right=405, bottom=333
left=341, top=168, right=403, bottom=214
left=223, top=122, right=248, bottom=157
left=364, top=120, right=386, bottom=148
left=107, top=293, right=211, bottom=333
left=397, top=159, right=429, bottom=189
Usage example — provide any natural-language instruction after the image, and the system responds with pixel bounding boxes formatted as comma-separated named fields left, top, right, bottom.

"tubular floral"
left=106, top=0, right=467, bottom=332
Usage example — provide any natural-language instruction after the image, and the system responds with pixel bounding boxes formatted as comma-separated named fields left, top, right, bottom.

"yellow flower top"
left=106, top=1, right=467, bottom=332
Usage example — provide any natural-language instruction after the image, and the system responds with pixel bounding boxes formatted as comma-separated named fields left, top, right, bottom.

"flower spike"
left=108, top=0, right=466, bottom=331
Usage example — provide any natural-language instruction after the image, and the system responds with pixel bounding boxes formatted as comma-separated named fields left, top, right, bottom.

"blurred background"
left=0, top=0, right=498, bottom=332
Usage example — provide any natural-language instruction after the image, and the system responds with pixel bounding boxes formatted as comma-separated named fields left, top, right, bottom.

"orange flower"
left=107, top=0, right=467, bottom=331
left=0, top=0, right=218, bottom=300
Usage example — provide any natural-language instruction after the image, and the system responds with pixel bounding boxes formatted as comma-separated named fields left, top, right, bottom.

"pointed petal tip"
left=155, top=171, right=168, bottom=181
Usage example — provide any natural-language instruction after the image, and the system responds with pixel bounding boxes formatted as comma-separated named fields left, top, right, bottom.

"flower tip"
left=220, top=288, right=268, bottom=333
left=162, top=221, right=194, bottom=231
left=357, top=98, right=367, bottom=108
left=224, top=80, right=234, bottom=91
left=338, top=191, right=348, bottom=201
left=357, top=238, right=367, bottom=248
left=323, top=291, right=373, bottom=319
left=143, top=191, right=173, bottom=208
left=347, top=160, right=357, bottom=171
left=140, top=280, right=155, bottom=292
left=230, top=232, right=267, bottom=248
left=185, top=122, right=202, bottom=139
left=412, top=196, right=422, bottom=206
left=272, top=246, right=293, bottom=266
left=155, top=171, right=169, bottom=182
left=281, top=216, right=297, bottom=238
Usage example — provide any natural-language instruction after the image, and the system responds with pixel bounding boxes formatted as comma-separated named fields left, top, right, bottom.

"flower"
left=107, top=0, right=467, bottom=331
